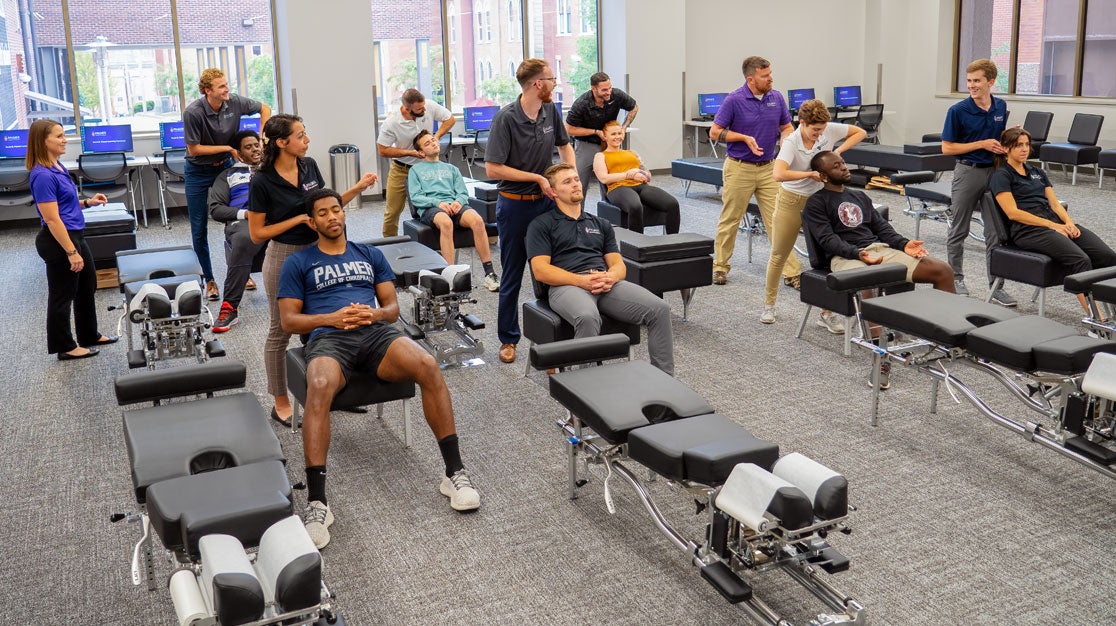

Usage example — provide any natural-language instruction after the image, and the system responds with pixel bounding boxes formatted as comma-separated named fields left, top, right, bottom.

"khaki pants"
left=713, top=158, right=801, bottom=278
left=764, top=187, right=809, bottom=305
left=383, top=161, right=410, bottom=237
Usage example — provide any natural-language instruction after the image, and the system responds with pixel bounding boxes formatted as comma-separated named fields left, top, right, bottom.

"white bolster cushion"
left=772, top=452, right=848, bottom=521
left=442, top=264, right=472, bottom=292
left=1082, top=352, right=1116, bottom=402
left=173, top=280, right=203, bottom=316
left=198, top=534, right=264, bottom=625
left=255, top=515, right=322, bottom=613
left=716, top=463, right=810, bottom=532
left=128, top=282, right=171, bottom=320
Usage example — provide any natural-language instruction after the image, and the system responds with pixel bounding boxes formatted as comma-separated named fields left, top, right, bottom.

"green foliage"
left=565, top=2, right=599, bottom=98
left=478, top=75, right=518, bottom=106
left=74, top=52, right=99, bottom=110
left=387, top=45, right=446, bottom=105
left=247, top=55, right=276, bottom=107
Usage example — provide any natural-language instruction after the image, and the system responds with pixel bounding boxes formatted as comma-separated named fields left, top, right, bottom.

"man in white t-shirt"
left=376, top=89, right=456, bottom=237
left=763, top=99, right=866, bottom=329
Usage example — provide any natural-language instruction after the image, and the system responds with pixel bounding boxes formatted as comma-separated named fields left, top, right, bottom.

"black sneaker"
left=213, top=302, right=239, bottom=333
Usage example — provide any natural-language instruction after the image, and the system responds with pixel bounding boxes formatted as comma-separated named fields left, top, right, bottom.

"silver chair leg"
left=795, top=304, right=813, bottom=339
left=985, top=277, right=1003, bottom=303
left=402, top=399, right=411, bottom=448
left=523, top=341, right=534, bottom=377
left=680, top=288, right=695, bottom=321
left=844, top=317, right=853, bottom=357
left=1037, top=288, right=1046, bottom=317
left=1072, top=165, right=1078, bottom=186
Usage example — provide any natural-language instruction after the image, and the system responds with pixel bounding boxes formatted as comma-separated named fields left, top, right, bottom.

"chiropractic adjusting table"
left=831, top=264, right=1116, bottom=480
left=530, top=335, right=865, bottom=626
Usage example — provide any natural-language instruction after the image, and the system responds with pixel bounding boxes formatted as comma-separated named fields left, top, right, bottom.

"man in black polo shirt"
left=184, top=67, right=271, bottom=301
left=485, top=58, right=575, bottom=364
left=565, top=72, right=638, bottom=196
left=526, top=163, right=674, bottom=375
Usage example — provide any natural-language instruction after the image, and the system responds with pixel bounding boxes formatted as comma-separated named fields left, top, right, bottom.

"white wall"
left=619, top=0, right=686, bottom=170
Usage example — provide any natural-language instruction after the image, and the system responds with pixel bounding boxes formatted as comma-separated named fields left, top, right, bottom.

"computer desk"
left=682, top=119, right=718, bottom=158
left=63, top=155, right=154, bottom=228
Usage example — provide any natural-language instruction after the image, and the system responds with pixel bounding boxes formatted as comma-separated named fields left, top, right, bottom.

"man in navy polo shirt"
left=485, top=58, right=575, bottom=364
left=526, top=163, right=673, bottom=375
left=941, top=58, right=1015, bottom=306
left=184, top=68, right=271, bottom=302
left=709, top=56, right=797, bottom=287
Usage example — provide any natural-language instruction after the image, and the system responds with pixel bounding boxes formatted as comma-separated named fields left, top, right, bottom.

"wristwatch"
left=66, top=249, right=79, bottom=256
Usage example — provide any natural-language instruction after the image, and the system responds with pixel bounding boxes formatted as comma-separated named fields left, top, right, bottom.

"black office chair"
left=0, top=158, right=34, bottom=209
left=851, top=104, right=884, bottom=144
left=1021, top=111, right=1053, bottom=160
left=1039, top=113, right=1104, bottom=185
left=438, top=132, right=453, bottom=164
left=77, top=152, right=137, bottom=224
left=594, top=181, right=667, bottom=233
left=154, top=148, right=187, bottom=229
left=986, top=192, right=1068, bottom=316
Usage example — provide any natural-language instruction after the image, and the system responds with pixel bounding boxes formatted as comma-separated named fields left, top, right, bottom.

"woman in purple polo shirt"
left=27, top=119, right=116, bottom=360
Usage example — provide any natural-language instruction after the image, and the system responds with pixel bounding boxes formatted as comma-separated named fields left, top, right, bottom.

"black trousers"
left=1010, top=223, right=1116, bottom=275
left=606, top=184, right=681, bottom=234
left=35, top=228, right=100, bottom=354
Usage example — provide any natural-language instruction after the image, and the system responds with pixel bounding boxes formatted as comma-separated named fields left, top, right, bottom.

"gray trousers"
left=548, top=280, right=674, bottom=375
left=946, top=163, right=1001, bottom=284
left=574, top=140, right=601, bottom=196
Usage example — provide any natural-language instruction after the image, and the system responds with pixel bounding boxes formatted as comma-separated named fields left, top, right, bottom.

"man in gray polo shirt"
left=485, top=58, right=575, bottom=364
left=184, top=67, right=271, bottom=301
left=376, top=88, right=455, bottom=237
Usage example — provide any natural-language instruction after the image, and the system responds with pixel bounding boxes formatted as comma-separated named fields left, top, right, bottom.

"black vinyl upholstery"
left=860, top=290, right=1018, bottom=348
left=627, top=414, right=780, bottom=485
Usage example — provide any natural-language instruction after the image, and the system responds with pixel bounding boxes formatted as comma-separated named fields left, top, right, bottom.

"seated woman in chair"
left=592, top=121, right=680, bottom=234
left=990, top=127, right=1116, bottom=315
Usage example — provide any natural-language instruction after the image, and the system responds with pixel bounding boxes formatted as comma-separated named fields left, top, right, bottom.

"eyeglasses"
left=537, top=77, right=558, bottom=83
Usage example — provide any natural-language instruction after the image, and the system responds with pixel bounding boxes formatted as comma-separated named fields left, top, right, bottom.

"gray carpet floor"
left=1, top=164, right=1114, bottom=626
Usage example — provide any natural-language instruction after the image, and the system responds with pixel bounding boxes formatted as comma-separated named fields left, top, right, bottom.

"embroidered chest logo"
left=837, top=202, right=863, bottom=228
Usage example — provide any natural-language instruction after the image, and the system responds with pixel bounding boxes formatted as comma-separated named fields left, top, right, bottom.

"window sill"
left=937, top=92, right=1115, bottom=105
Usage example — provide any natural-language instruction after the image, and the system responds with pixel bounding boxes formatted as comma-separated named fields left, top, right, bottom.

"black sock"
left=482, top=261, right=494, bottom=275
left=437, top=434, right=464, bottom=477
left=306, top=466, right=328, bottom=505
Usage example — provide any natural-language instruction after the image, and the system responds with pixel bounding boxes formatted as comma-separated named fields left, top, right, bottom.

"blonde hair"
left=516, top=59, right=549, bottom=88
left=25, top=119, right=61, bottom=170
left=797, top=99, right=831, bottom=126
left=199, top=68, right=226, bottom=94
left=966, top=59, right=998, bottom=82
left=543, top=162, right=575, bottom=187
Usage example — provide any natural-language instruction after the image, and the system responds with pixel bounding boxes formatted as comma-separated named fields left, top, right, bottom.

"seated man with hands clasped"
left=526, top=163, right=674, bottom=375
left=278, top=188, right=481, bottom=549
left=407, top=129, right=499, bottom=291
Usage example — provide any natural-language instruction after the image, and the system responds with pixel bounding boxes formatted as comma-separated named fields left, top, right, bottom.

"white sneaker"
left=760, top=305, right=776, bottom=324
left=483, top=272, right=500, bottom=292
left=302, top=500, right=334, bottom=549
left=439, top=469, right=481, bottom=511
left=816, top=312, right=846, bottom=335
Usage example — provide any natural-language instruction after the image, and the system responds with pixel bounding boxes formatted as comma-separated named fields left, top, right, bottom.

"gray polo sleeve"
left=485, top=112, right=512, bottom=166
left=183, top=104, right=204, bottom=145
left=229, top=94, right=263, bottom=116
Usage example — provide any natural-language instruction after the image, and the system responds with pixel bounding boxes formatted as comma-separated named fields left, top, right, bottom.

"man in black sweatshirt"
left=803, top=151, right=955, bottom=292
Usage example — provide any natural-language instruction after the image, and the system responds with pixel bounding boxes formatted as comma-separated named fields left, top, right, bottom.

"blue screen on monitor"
left=553, top=102, right=562, bottom=120
left=698, top=93, right=727, bottom=117
left=0, top=129, right=29, bottom=158
left=239, top=116, right=261, bottom=132
left=833, top=85, right=862, bottom=107
left=788, top=88, right=815, bottom=111
left=159, top=121, right=186, bottom=150
left=81, top=124, right=133, bottom=153
left=464, top=106, right=499, bottom=132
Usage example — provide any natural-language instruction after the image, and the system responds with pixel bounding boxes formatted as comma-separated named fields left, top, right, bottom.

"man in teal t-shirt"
left=407, top=130, right=499, bottom=291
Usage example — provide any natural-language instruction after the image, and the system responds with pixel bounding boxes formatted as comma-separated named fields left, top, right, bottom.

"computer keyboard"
left=459, top=131, right=477, bottom=138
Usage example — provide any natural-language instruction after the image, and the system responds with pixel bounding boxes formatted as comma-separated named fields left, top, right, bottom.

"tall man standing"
left=184, top=68, right=271, bottom=301
left=376, top=88, right=455, bottom=237
left=709, top=56, right=798, bottom=287
left=564, top=72, right=638, bottom=196
left=941, top=58, right=1015, bottom=306
left=485, top=58, right=575, bottom=364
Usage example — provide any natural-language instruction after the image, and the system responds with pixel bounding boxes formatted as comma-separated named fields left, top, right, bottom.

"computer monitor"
left=464, top=105, right=499, bottom=132
left=553, top=101, right=562, bottom=120
left=787, top=88, right=815, bottom=111
left=0, top=129, right=29, bottom=159
left=833, top=85, right=862, bottom=107
left=697, top=93, right=728, bottom=117
left=81, top=123, right=133, bottom=153
left=239, top=115, right=261, bottom=132
left=159, top=121, right=186, bottom=150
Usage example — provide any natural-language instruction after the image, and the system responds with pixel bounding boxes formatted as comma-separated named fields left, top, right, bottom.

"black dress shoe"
left=58, top=348, right=100, bottom=361
left=89, top=335, right=119, bottom=346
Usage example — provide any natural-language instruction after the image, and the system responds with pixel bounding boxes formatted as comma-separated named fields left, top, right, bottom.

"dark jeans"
left=1011, top=223, right=1116, bottom=275
left=606, top=184, right=681, bottom=234
left=184, top=158, right=233, bottom=282
left=221, top=221, right=267, bottom=309
left=495, top=195, right=553, bottom=345
left=36, top=228, right=100, bottom=354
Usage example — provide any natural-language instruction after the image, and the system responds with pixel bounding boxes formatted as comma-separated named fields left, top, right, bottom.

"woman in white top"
left=763, top=99, right=866, bottom=330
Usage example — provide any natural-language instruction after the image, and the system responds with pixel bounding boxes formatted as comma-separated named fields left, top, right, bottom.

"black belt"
left=392, top=160, right=413, bottom=169
left=958, top=159, right=993, bottom=169
left=727, top=156, right=774, bottom=167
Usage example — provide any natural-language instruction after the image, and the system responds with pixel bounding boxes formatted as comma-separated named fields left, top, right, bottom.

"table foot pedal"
left=805, top=545, right=850, bottom=574
left=314, top=611, right=347, bottom=625
left=1066, top=436, right=1116, bottom=465
left=462, top=314, right=484, bottom=330
left=128, top=349, right=147, bottom=369
left=205, top=339, right=225, bottom=358
left=403, top=322, right=425, bottom=340
left=699, top=560, right=752, bottom=603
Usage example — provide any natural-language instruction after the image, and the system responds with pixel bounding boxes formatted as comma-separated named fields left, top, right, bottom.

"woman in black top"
left=248, top=114, right=377, bottom=425
left=989, top=126, right=1116, bottom=314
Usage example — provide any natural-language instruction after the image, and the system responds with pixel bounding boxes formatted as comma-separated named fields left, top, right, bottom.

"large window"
left=2, top=1, right=277, bottom=135
left=957, top=0, right=1116, bottom=97
left=528, top=0, right=598, bottom=104
left=372, top=0, right=446, bottom=113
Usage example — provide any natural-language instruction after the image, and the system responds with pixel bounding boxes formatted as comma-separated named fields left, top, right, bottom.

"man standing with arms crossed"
left=564, top=72, right=638, bottom=197
left=709, top=56, right=798, bottom=287
left=184, top=68, right=271, bottom=301
left=376, top=88, right=456, bottom=237
left=485, top=58, right=575, bottom=364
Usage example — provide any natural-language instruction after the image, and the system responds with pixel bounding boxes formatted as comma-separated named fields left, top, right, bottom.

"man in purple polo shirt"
left=708, top=56, right=797, bottom=287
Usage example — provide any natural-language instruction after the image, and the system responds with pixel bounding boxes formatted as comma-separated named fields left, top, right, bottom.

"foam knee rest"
left=199, top=534, right=264, bottom=625
left=716, top=463, right=813, bottom=532
left=256, top=516, right=322, bottom=613
left=771, top=453, right=848, bottom=521
left=174, top=280, right=203, bottom=316
left=129, top=282, right=173, bottom=322
left=442, top=264, right=471, bottom=292
left=1082, top=352, right=1116, bottom=401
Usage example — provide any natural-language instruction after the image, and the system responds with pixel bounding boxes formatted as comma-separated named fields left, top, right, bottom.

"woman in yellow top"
left=591, top=120, right=680, bottom=233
